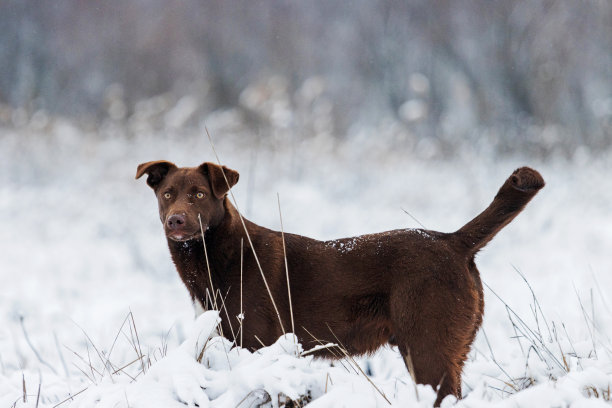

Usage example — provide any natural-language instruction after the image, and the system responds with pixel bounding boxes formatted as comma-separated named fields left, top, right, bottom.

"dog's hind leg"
left=399, top=343, right=462, bottom=407
left=390, top=286, right=477, bottom=406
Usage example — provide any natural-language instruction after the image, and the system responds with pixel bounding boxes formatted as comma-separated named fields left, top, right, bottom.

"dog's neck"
left=166, top=198, right=246, bottom=306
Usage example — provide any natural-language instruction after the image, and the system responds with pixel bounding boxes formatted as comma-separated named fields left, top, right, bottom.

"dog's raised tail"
left=453, top=167, right=545, bottom=256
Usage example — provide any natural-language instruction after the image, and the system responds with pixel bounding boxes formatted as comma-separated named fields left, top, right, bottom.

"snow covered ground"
left=1, top=119, right=612, bottom=407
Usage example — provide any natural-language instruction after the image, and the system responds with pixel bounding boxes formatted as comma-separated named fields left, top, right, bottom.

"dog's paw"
left=510, top=167, right=545, bottom=192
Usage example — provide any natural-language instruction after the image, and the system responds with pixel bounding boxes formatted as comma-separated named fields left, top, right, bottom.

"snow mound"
left=55, top=310, right=612, bottom=408
left=64, top=311, right=434, bottom=408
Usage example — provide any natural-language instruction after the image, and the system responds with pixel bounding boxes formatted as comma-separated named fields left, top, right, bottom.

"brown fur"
left=136, top=161, right=544, bottom=405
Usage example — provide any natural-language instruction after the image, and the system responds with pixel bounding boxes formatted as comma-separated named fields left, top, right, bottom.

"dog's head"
left=136, top=161, right=239, bottom=241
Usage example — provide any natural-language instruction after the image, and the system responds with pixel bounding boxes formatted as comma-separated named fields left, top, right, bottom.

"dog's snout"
left=167, top=214, right=186, bottom=230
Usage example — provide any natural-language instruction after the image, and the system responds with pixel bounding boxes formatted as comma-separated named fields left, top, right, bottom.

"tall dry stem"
left=277, top=193, right=295, bottom=338
left=240, top=238, right=244, bottom=349
left=198, top=214, right=218, bottom=310
left=205, top=126, right=285, bottom=335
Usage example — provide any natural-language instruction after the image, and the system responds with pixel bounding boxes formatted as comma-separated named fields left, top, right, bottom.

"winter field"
left=1, top=117, right=612, bottom=407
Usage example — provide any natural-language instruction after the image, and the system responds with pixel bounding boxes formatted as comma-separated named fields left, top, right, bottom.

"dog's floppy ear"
left=135, top=160, right=177, bottom=189
left=199, top=162, right=239, bottom=199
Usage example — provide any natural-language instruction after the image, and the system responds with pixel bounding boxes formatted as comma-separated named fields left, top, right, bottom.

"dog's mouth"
left=166, top=230, right=203, bottom=242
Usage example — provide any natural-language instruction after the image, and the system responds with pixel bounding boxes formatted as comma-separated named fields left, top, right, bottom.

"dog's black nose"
left=167, top=214, right=186, bottom=230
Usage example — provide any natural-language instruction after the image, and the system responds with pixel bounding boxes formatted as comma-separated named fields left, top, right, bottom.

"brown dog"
left=136, top=161, right=544, bottom=405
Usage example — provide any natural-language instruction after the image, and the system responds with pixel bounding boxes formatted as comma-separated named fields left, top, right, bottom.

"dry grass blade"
left=22, top=374, right=26, bottom=403
left=400, top=207, right=426, bottom=229
left=325, top=323, right=392, bottom=405
left=127, top=311, right=147, bottom=376
left=101, top=311, right=134, bottom=381
left=215, top=290, right=235, bottom=370
left=234, top=389, right=271, bottom=408
left=196, top=338, right=211, bottom=364
left=561, top=323, right=583, bottom=370
left=240, top=238, right=244, bottom=349
left=254, top=335, right=267, bottom=349
left=300, top=326, right=346, bottom=364
left=506, top=307, right=525, bottom=357
left=53, top=332, right=70, bottom=379
left=71, top=362, right=95, bottom=383
left=205, top=126, right=285, bottom=335
left=573, top=284, right=598, bottom=359
left=70, top=318, right=110, bottom=378
left=218, top=288, right=238, bottom=348
left=112, top=356, right=143, bottom=375
left=85, top=343, right=97, bottom=382
left=20, top=316, right=58, bottom=375
left=471, top=345, right=491, bottom=362
left=508, top=313, right=561, bottom=371
left=196, top=295, right=232, bottom=368
left=558, top=343, right=570, bottom=372
left=591, top=288, right=595, bottom=336
left=482, top=327, right=518, bottom=385
left=205, top=288, right=225, bottom=339
left=325, top=373, right=332, bottom=393
left=300, top=343, right=342, bottom=357
left=198, top=213, right=218, bottom=310
left=64, top=345, right=103, bottom=381
left=591, top=271, right=612, bottom=317
left=52, top=387, right=88, bottom=408
left=402, top=348, right=420, bottom=400
left=513, top=265, right=552, bottom=341
left=35, top=381, right=41, bottom=408
left=483, top=281, right=566, bottom=372
left=161, top=327, right=171, bottom=359
left=114, top=334, right=141, bottom=380
left=277, top=193, right=295, bottom=338
left=487, top=384, right=513, bottom=395
left=569, top=282, right=612, bottom=355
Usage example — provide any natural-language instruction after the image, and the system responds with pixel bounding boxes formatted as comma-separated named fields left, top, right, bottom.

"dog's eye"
left=164, top=193, right=172, bottom=199
left=196, top=192, right=205, bottom=199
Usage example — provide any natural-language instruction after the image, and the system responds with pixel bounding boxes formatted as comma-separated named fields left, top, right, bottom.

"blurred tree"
left=0, top=0, right=610, bottom=153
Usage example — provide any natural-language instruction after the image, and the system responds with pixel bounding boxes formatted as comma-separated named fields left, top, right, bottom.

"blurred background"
left=1, top=2, right=612, bottom=405
left=1, top=0, right=611, bottom=157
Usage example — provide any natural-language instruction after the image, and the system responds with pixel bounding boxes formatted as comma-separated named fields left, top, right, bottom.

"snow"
left=325, top=237, right=362, bottom=253
left=1, top=124, right=612, bottom=407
